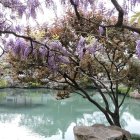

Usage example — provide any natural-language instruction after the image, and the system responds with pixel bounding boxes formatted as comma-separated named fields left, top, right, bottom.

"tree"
left=0, top=0, right=140, bottom=129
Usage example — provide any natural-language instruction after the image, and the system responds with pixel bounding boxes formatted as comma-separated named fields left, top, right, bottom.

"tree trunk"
left=103, top=110, right=121, bottom=127
left=111, top=109, right=121, bottom=127
left=104, top=112, right=114, bottom=126
left=112, top=114, right=121, bottom=127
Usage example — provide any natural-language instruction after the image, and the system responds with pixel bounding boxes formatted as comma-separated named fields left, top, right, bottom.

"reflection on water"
left=0, top=88, right=140, bottom=140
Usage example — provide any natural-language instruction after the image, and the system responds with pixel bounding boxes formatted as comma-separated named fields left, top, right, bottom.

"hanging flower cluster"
left=136, top=40, right=140, bottom=58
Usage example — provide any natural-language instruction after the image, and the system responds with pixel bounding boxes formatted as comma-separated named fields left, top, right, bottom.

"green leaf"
left=138, top=16, right=140, bottom=25
left=132, top=12, right=140, bottom=18
left=130, top=17, right=137, bottom=24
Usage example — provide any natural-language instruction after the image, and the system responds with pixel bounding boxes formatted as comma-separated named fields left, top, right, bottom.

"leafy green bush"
left=28, top=82, right=41, bottom=88
left=118, top=86, right=134, bottom=95
left=131, top=134, right=140, bottom=140
left=0, top=80, right=8, bottom=88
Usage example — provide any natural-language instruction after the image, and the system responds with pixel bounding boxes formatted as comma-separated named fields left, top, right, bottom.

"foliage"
left=130, top=12, right=140, bottom=26
left=28, top=82, right=41, bottom=88
left=118, top=86, right=134, bottom=95
left=0, top=80, right=8, bottom=88
left=127, top=60, right=140, bottom=92
left=131, top=134, right=140, bottom=140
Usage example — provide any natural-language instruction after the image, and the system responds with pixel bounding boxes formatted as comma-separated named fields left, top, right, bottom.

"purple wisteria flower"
left=17, top=5, right=26, bottom=18
left=49, top=41, right=62, bottom=50
left=86, top=39, right=104, bottom=55
left=48, top=56, right=58, bottom=71
left=7, top=38, right=15, bottom=48
left=28, top=0, right=40, bottom=7
left=30, top=7, right=36, bottom=18
left=133, top=32, right=139, bottom=38
left=0, top=13, right=3, bottom=18
left=39, top=46, right=47, bottom=59
left=74, top=0, right=79, bottom=6
left=58, top=56, right=69, bottom=64
left=98, top=26, right=104, bottom=36
left=49, top=40, right=65, bottom=60
left=14, top=40, right=22, bottom=54
left=76, top=36, right=86, bottom=59
left=86, top=43, right=97, bottom=54
left=88, top=0, right=94, bottom=5
left=24, top=47, right=32, bottom=58
left=131, top=0, right=140, bottom=5
left=136, top=40, right=140, bottom=59
left=98, top=1, right=105, bottom=11
left=12, top=39, right=26, bottom=56
left=10, top=0, right=19, bottom=5
left=5, top=38, right=15, bottom=51
left=27, top=0, right=40, bottom=18
left=15, top=25, right=22, bottom=33
left=6, top=38, right=27, bottom=58
left=10, top=15, right=16, bottom=20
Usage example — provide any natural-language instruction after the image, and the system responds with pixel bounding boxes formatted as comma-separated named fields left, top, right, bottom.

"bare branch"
left=0, top=30, right=49, bottom=49
left=111, top=0, right=124, bottom=26
left=122, top=25, right=140, bottom=34
left=119, top=86, right=131, bottom=108
left=0, top=45, right=5, bottom=57
left=59, top=70, right=108, bottom=113
left=104, top=24, right=140, bottom=34
left=94, top=55, right=116, bottom=98
left=70, top=0, right=81, bottom=20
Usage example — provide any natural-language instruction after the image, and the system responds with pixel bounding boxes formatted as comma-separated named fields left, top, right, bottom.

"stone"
left=108, top=125, right=131, bottom=140
left=73, top=124, right=131, bottom=140
left=129, top=90, right=140, bottom=99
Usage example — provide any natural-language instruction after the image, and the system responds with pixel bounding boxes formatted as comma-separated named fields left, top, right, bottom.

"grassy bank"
left=132, top=134, right=140, bottom=140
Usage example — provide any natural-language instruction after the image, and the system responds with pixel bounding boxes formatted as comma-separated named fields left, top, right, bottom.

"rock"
left=73, top=124, right=131, bottom=140
left=108, top=125, right=131, bottom=140
left=129, top=90, right=140, bottom=99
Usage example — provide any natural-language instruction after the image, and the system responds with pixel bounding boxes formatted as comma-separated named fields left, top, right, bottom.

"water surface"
left=0, top=88, right=140, bottom=140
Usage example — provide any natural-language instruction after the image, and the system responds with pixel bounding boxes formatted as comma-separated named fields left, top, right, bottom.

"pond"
left=0, top=88, right=140, bottom=140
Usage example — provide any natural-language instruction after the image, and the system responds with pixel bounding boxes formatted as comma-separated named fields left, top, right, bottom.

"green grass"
left=131, top=134, right=140, bottom=140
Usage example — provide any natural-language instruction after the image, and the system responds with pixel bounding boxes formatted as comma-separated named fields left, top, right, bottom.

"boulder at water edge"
left=73, top=124, right=131, bottom=140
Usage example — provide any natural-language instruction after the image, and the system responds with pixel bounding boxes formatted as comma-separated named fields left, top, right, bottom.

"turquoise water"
left=0, top=88, right=140, bottom=140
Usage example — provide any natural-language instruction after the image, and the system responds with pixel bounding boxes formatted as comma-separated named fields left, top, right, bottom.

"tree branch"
left=70, top=0, right=81, bottom=20
left=0, top=30, right=49, bottom=49
left=0, top=45, right=5, bottom=57
left=119, top=86, right=131, bottom=108
left=122, top=25, right=140, bottom=33
left=59, top=71, right=107, bottom=113
left=111, top=0, right=124, bottom=26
